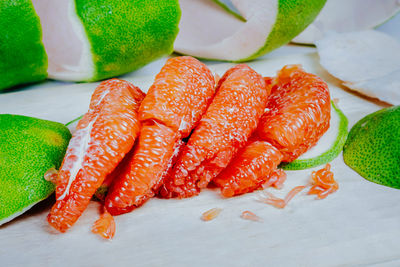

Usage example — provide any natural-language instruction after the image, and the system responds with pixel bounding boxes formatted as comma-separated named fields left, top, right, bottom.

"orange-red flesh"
left=139, top=56, right=215, bottom=137
left=259, top=186, right=306, bottom=209
left=91, top=209, right=116, bottom=240
left=163, top=64, right=269, bottom=199
left=240, top=211, right=262, bottom=222
left=105, top=121, right=178, bottom=215
left=201, top=208, right=222, bottom=221
left=308, top=163, right=338, bottom=199
left=213, top=141, right=283, bottom=197
left=256, top=65, right=331, bottom=162
left=47, top=79, right=145, bottom=232
left=262, top=168, right=287, bottom=190
left=105, top=56, right=215, bottom=215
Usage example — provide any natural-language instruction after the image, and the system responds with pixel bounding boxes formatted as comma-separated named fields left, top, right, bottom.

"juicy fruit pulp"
left=256, top=65, right=331, bottom=162
left=0, top=0, right=47, bottom=91
left=0, top=115, right=70, bottom=225
left=161, top=64, right=269, bottom=198
left=343, top=106, right=400, bottom=189
left=105, top=56, right=215, bottom=215
left=213, top=65, right=331, bottom=197
left=280, top=101, right=348, bottom=170
left=308, top=163, right=338, bottom=199
left=213, top=141, right=283, bottom=197
left=48, top=79, right=145, bottom=232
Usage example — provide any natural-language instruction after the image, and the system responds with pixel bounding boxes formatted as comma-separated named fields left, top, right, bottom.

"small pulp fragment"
left=201, top=208, right=222, bottom=221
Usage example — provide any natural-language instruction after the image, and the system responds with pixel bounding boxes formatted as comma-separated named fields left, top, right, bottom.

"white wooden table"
left=1, top=17, right=399, bottom=267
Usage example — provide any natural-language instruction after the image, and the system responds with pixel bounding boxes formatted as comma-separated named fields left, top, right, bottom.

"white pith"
left=316, top=30, right=400, bottom=105
left=58, top=116, right=97, bottom=200
left=293, top=0, right=400, bottom=44
left=32, top=0, right=94, bottom=81
left=174, top=0, right=278, bottom=60
left=296, top=103, right=340, bottom=160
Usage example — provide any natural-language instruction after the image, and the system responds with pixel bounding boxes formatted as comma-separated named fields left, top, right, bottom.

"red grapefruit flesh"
left=162, top=64, right=269, bottom=198
left=256, top=65, right=331, bottom=162
left=213, top=141, right=283, bottom=197
left=105, top=56, right=215, bottom=215
left=105, top=122, right=178, bottom=215
left=139, top=56, right=215, bottom=137
left=47, top=79, right=145, bottom=232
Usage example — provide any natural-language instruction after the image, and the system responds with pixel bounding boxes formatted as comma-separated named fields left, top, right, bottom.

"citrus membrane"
left=280, top=101, right=348, bottom=170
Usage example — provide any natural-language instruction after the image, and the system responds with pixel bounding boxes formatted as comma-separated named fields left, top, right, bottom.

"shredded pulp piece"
left=258, top=186, right=306, bottom=209
left=92, top=209, right=116, bottom=240
left=308, top=163, right=338, bottom=199
left=201, top=208, right=222, bottom=221
left=241, top=210, right=262, bottom=222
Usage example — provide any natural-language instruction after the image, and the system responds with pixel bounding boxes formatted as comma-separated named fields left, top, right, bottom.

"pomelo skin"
left=343, top=106, right=400, bottom=189
left=244, top=0, right=326, bottom=61
left=0, top=0, right=47, bottom=91
left=0, top=115, right=71, bottom=225
left=75, top=0, right=181, bottom=81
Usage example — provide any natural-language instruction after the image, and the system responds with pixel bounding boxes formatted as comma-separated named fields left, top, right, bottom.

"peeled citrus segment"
left=343, top=106, right=400, bottom=189
left=293, top=0, right=400, bottom=44
left=105, top=122, right=178, bottom=215
left=139, top=56, right=216, bottom=137
left=47, top=79, right=145, bottom=232
left=213, top=141, right=283, bottom=197
left=163, top=64, right=269, bottom=198
left=280, top=101, right=348, bottom=170
left=0, top=0, right=47, bottom=91
left=0, top=115, right=70, bottom=225
left=31, top=0, right=180, bottom=82
left=105, top=57, right=215, bottom=215
left=175, top=0, right=325, bottom=61
left=316, top=30, right=400, bottom=105
left=255, top=65, right=331, bottom=162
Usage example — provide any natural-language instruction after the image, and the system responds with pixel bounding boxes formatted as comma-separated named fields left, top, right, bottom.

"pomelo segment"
left=0, top=115, right=70, bottom=225
left=0, top=0, right=47, bottom=91
left=105, top=56, right=215, bottom=215
left=105, top=122, right=178, bottom=215
left=161, top=64, right=269, bottom=198
left=293, top=0, right=400, bottom=44
left=280, top=101, right=348, bottom=170
left=175, top=0, right=325, bottom=61
left=213, top=141, right=283, bottom=197
left=343, top=106, right=400, bottom=189
left=32, top=0, right=180, bottom=82
left=256, top=65, right=331, bottom=162
left=48, top=79, right=145, bottom=232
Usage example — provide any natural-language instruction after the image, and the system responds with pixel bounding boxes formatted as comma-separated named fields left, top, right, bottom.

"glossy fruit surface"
left=48, top=79, right=144, bottom=232
left=213, top=141, right=283, bottom=197
left=256, top=65, right=331, bottom=162
left=105, top=56, right=215, bottom=214
left=162, top=64, right=269, bottom=198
